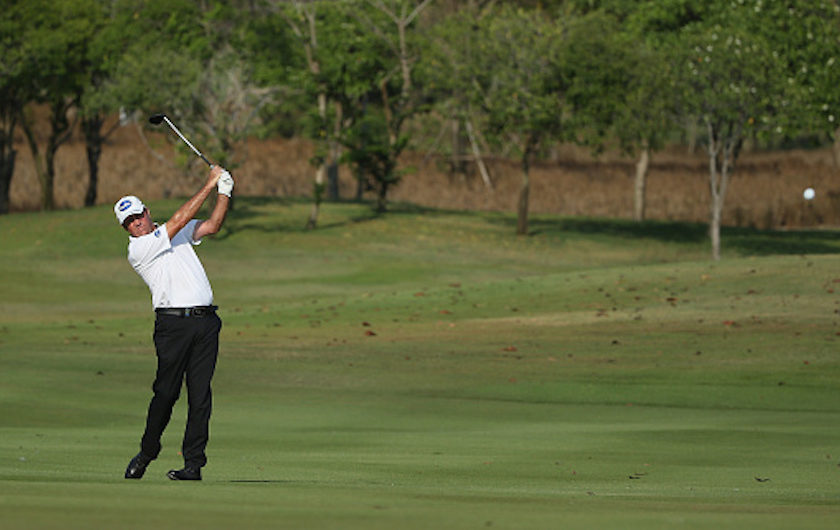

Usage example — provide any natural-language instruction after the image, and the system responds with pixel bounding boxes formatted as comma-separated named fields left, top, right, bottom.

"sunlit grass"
left=1, top=199, right=839, bottom=529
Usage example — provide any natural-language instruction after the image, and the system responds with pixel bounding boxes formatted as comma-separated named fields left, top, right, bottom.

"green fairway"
left=1, top=198, right=839, bottom=529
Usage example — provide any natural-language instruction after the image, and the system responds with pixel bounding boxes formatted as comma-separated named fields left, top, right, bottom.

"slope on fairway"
left=1, top=199, right=839, bottom=529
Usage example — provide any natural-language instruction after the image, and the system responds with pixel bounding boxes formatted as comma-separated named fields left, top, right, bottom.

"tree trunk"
left=306, top=165, right=326, bottom=230
left=306, top=91, right=328, bottom=230
left=465, top=119, right=492, bottom=190
left=20, top=115, right=50, bottom=210
left=327, top=101, right=343, bottom=200
left=707, top=138, right=724, bottom=262
left=517, top=153, right=531, bottom=236
left=327, top=160, right=340, bottom=201
left=633, top=142, right=650, bottom=222
left=43, top=140, right=58, bottom=211
left=450, top=119, right=466, bottom=175
left=833, top=126, right=840, bottom=169
left=710, top=191, right=723, bottom=262
left=376, top=181, right=389, bottom=213
left=0, top=148, right=14, bottom=215
left=21, top=99, right=75, bottom=211
left=82, top=115, right=104, bottom=207
left=705, top=119, right=740, bottom=261
left=0, top=110, right=16, bottom=214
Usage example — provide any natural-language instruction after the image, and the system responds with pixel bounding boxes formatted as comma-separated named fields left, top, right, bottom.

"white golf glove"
left=217, top=170, right=234, bottom=197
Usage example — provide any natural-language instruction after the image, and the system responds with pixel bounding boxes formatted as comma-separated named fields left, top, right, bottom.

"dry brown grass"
left=9, top=121, right=839, bottom=229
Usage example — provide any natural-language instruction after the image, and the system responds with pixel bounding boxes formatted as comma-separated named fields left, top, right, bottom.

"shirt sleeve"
left=187, top=219, right=203, bottom=246
left=128, top=224, right=172, bottom=271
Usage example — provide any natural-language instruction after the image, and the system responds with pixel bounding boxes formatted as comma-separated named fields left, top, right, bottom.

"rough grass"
left=1, top=199, right=839, bottom=529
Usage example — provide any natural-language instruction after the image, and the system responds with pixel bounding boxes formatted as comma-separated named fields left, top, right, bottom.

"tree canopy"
left=3, top=0, right=840, bottom=258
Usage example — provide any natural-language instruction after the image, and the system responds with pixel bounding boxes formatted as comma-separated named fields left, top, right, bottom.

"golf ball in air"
left=803, top=187, right=815, bottom=200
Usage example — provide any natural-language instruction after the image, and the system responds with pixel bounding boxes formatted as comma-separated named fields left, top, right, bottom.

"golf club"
left=148, top=113, right=213, bottom=167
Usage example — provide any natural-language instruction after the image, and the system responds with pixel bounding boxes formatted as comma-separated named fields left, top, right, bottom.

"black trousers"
left=140, top=312, right=221, bottom=468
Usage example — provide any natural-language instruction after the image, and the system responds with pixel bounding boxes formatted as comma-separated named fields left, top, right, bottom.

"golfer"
left=116, top=165, right=233, bottom=481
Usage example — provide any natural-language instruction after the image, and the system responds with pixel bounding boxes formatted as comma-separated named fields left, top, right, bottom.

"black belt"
left=155, top=305, right=218, bottom=317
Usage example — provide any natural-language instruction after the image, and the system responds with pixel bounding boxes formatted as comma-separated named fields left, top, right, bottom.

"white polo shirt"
left=127, top=220, right=214, bottom=309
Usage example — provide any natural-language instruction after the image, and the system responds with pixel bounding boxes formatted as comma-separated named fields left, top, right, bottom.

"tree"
left=563, top=8, right=674, bottom=222
left=345, top=0, right=434, bottom=213
left=181, top=3, right=283, bottom=172
left=446, top=6, right=565, bottom=235
left=105, top=42, right=202, bottom=188
left=668, top=4, right=789, bottom=260
left=757, top=1, right=840, bottom=163
left=0, top=1, right=31, bottom=214
left=78, top=0, right=281, bottom=206
left=278, top=0, right=340, bottom=229
left=421, top=2, right=495, bottom=189
left=16, top=0, right=100, bottom=211
left=77, top=0, right=127, bottom=207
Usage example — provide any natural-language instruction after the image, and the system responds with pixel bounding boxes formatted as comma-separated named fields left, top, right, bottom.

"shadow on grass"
left=213, top=197, right=384, bottom=240
left=725, top=228, right=840, bottom=256
left=527, top=217, right=840, bottom=256
left=229, top=479, right=294, bottom=484
left=529, top=218, right=708, bottom=243
left=220, top=197, right=840, bottom=256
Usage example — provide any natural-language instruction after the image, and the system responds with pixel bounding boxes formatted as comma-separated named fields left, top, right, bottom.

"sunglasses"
left=122, top=210, right=147, bottom=229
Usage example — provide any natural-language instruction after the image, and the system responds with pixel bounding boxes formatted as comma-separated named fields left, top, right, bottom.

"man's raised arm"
left=165, top=166, right=226, bottom=239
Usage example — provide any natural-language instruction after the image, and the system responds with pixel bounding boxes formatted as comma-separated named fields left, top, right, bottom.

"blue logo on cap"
left=118, top=199, right=132, bottom=212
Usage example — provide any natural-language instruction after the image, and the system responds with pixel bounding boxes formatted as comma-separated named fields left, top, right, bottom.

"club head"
left=148, top=113, right=166, bottom=125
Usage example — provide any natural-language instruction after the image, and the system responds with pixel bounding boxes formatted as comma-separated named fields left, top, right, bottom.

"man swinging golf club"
left=116, top=165, right=233, bottom=481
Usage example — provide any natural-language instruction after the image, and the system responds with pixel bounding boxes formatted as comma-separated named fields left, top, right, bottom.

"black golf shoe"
left=167, top=467, right=202, bottom=481
left=124, top=453, right=152, bottom=479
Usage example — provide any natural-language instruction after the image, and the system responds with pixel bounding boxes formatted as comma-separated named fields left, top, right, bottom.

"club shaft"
left=162, top=116, right=212, bottom=167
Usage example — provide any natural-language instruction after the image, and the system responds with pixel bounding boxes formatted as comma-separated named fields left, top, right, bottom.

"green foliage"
left=10, top=0, right=101, bottom=113
left=110, top=0, right=210, bottom=59
left=663, top=0, right=840, bottom=142
left=670, top=22, right=787, bottom=137
left=444, top=6, right=565, bottom=155
left=238, top=10, right=300, bottom=87
left=5, top=0, right=840, bottom=226
left=750, top=0, right=840, bottom=138
left=341, top=107, right=409, bottom=209
left=107, top=44, right=201, bottom=118
left=480, top=8, right=564, bottom=146
left=561, top=10, right=675, bottom=156
left=625, top=0, right=714, bottom=36
left=283, top=0, right=432, bottom=211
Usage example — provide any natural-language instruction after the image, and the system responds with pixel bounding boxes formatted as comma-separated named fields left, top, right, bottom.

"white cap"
left=114, top=195, right=146, bottom=225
